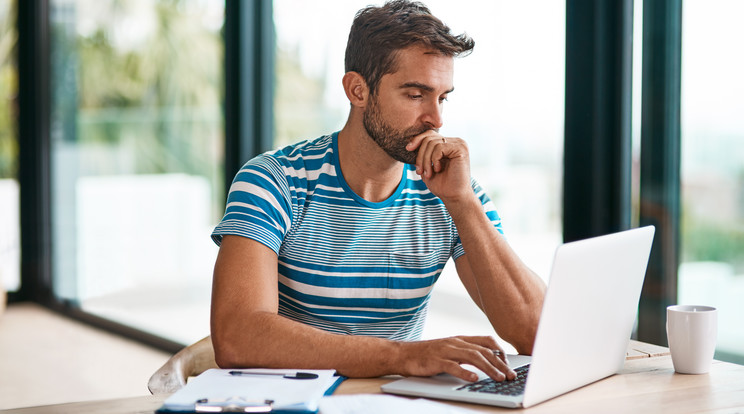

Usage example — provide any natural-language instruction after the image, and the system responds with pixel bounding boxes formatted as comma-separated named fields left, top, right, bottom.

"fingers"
left=401, top=336, right=516, bottom=383
left=465, top=335, right=509, bottom=365
left=405, top=129, right=439, bottom=152
left=449, top=336, right=516, bottom=381
left=406, top=130, right=456, bottom=178
left=492, top=347, right=509, bottom=366
left=445, top=345, right=505, bottom=382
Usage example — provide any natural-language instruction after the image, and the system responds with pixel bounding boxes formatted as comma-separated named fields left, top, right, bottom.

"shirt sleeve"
left=211, top=154, right=293, bottom=254
left=451, top=177, right=504, bottom=260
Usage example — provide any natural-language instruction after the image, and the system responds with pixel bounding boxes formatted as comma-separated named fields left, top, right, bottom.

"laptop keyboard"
left=456, top=364, right=530, bottom=396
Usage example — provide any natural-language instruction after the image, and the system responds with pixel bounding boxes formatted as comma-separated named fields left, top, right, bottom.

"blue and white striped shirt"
left=212, top=132, right=503, bottom=341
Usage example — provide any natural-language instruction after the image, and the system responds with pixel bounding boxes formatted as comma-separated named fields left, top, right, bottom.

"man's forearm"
left=211, top=310, right=517, bottom=381
left=444, top=193, right=546, bottom=354
left=212, top=311, right=401, bottom=378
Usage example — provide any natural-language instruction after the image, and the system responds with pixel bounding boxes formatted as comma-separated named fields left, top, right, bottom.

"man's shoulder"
left=244, top=134, right=335, bottom=172
left=266, top=134, right=334, bottom=162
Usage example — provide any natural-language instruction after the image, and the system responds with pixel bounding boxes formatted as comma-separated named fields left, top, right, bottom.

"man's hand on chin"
left=406, top=130, right=473, bottom=203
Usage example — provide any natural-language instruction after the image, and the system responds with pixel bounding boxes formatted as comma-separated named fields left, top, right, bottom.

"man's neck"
left=337, top=122, right=405, bottom=203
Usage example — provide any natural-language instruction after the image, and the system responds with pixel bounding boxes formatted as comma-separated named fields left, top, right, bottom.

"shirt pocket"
left=386, top=251, right=441, bottom=302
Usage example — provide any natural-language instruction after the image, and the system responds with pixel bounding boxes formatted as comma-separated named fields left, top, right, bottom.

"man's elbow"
left=515, top=289, right=544, bottom=355
left=512, top=332, right=537, bottom=356
left=211, top=328, right=255, bottom=368
left=510, top=313, right=540, bottom=355
left=211, top=310, right=276, bottom=368
left=212, top=337, right=240, bottom=368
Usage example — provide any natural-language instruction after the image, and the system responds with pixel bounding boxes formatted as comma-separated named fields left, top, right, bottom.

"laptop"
left=381, top=226, right=655, bottom=408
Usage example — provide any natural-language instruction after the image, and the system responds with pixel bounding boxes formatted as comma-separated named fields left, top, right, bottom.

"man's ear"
left=342, top=71, right=369, bottom=107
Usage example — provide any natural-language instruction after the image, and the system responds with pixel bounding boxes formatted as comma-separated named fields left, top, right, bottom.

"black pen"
left=229, top=370, right=319, bottom=380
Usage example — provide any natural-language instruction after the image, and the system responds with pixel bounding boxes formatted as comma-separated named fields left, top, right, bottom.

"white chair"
left=148, top=335, right=218, bottom=394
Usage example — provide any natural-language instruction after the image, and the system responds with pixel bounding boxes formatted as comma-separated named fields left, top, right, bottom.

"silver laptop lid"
left=522, top=225, right=655, bottom=407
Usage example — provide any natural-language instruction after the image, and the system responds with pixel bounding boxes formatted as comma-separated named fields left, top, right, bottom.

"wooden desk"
left=6, top=342, right=744, bottom=414
left=335, top=355, right=744, bottom=413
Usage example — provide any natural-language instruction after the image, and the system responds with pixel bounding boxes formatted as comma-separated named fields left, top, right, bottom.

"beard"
left=362, top=97, right=432, bottom=165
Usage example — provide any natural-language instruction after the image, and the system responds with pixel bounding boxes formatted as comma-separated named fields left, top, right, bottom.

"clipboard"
left=157, top=368, right=344, bottom=413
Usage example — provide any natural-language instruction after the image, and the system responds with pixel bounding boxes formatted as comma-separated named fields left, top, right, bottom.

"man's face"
left=361, top=46, right=455, bottom=164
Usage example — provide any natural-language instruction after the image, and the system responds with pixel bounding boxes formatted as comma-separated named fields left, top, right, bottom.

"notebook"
left=382, top=226, right=655, bottom=408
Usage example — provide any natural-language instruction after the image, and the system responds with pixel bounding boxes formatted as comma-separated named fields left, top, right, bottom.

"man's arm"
left=211, top=234, right=516, bottom=382
left=450, top=202, right=546, bottom=354
left=410, top=131, right=546, bottom=354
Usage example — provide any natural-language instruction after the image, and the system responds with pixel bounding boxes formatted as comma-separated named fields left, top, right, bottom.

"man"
left=210, top=0, right=545, bottom=383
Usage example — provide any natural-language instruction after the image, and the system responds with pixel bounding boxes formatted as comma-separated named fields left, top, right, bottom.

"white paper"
left=161, top=368, right=338, bottom=412
left=319, top=394, right=483, bottom=414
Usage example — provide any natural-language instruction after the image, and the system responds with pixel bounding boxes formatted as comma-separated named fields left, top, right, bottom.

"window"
left=274, top=0, right=565, bottom=351
left=679, top=0, right=744, bottom=363
left=48, top=0, right=225, bottom=345
left=0, top=0, right=19, bottom=297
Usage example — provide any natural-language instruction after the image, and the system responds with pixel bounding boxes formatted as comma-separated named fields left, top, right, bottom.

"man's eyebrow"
left=399, top=82, right=455, bottom=94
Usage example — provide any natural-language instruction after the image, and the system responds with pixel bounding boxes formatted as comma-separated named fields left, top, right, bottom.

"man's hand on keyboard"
left=394, top=335, right=517, bottom=382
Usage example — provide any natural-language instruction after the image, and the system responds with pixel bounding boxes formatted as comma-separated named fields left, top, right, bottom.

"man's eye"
left=409, top=94, right=423, bottom=100
left=439, top=96, right=449, bottom=103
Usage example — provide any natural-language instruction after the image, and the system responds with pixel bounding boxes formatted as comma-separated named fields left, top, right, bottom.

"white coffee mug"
left=666, top=305, right=718, bottom=374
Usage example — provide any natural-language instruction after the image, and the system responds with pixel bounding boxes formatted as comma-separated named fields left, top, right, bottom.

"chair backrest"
left=148, top=335, right=218, bottom=395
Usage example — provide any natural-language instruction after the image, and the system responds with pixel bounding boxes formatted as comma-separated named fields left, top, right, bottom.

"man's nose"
left=422, top=101, right=444, bottom=130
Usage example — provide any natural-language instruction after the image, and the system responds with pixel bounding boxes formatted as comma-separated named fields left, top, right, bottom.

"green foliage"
left=0, top=0, right=18, bottom=179
left=54, top=0, right=224, bottom=180
left=681, top=210, right=744, bottom=274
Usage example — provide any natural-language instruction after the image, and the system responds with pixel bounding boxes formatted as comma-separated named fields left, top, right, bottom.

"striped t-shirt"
left=212, top=132, right=503, bottom=341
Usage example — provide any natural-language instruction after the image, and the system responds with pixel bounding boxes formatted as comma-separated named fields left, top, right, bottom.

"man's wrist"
left=387, top=339, right=407, bottom=375
left=441, top=191, right=481, bottom=219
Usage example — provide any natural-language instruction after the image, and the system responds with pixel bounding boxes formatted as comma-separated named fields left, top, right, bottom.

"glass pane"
left=49, top=0, right=225, bottom=345
left=1, top=0, right=20, bottom=296
left=274, top=1, right=564, bottom=350
left=680, top=0, right=744, bottom=363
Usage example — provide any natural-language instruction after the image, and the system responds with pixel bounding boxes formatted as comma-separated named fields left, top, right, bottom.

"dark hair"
left=345, top=0, right=474, bottom=96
